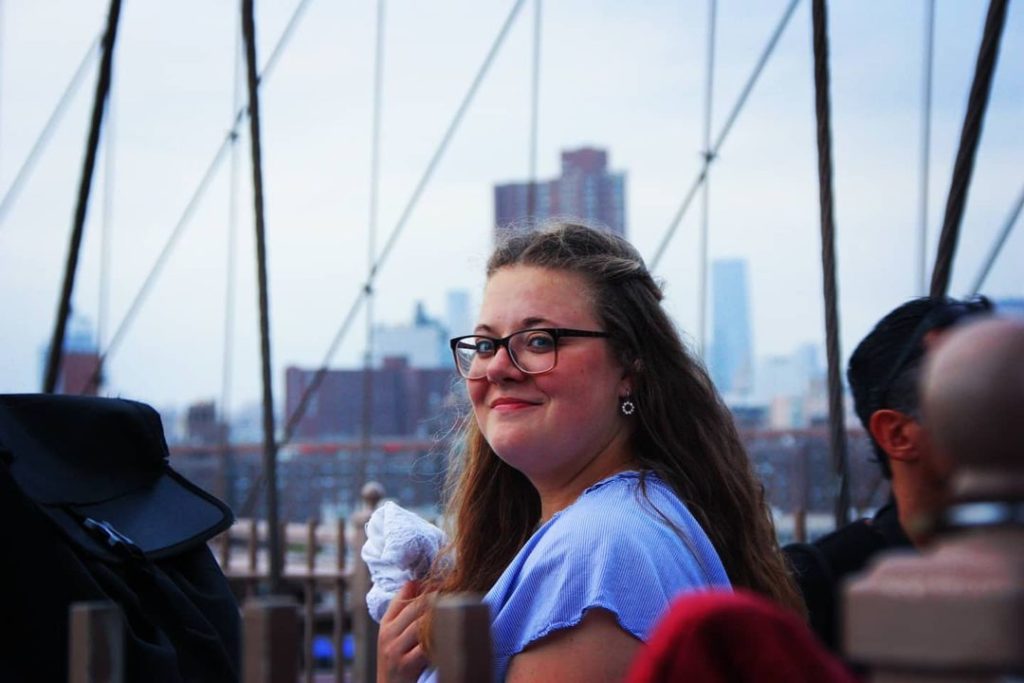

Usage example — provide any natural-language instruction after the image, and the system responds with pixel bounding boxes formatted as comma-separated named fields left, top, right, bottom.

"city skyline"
left=1, top=2, right=1021, bottom=413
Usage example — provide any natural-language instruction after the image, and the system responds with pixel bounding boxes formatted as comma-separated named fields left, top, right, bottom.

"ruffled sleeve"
left=485, top=472, right=730, bottom=680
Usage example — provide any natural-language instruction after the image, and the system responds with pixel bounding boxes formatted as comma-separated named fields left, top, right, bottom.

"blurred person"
left=784, top=296, right=992, bottom=651
left=377, top=222, right=803, bottom=683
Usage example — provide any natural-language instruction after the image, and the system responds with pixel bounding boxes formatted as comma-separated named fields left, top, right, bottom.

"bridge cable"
left=650, top=0, right=800, bottom=269
left=81, top=0, right=321, bottom=392
left=278, top=0, right=528, bottom=451
left=0, top=35, right=102, bottom=229
left=360, top=0, right=387, bottom=489
left=526, top=0, right=542, bottom=218
left=697, top=0, right=717, bottom=358
left=810, top=0, right=850, bottom=528
left=43, top=0, right=122, bottom=393
left=216, top=19, right=246, bottom=506
left=929, top=0, right=1009, bottom=298
left=92, top=76, right=117, bottom=394
left=917, top=0, right=935, bottom=296
left=240, top=0, right=529, bottom=517
left=241, top=0, right=283, bottom=594
left=971, top=182, right=1024, bottom=295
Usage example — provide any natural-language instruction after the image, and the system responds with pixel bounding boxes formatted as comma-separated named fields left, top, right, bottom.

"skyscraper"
left=710, top=259, right=753, bottom=398
left=494, top=147, right=626, bottom=239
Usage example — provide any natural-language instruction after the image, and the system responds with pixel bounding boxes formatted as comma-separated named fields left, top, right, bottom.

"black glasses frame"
left=449, top=327, right=610, bottom=379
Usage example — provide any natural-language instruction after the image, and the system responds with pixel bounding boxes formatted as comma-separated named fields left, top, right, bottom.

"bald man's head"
left=921, top=318, right=1024, bottom=497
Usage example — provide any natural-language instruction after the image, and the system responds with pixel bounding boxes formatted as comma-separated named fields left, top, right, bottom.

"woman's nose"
left=485, top=344, right=524, bottom=382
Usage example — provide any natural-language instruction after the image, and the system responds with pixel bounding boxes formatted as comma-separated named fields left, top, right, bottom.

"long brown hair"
left=422, top=222, right=804, bottom=636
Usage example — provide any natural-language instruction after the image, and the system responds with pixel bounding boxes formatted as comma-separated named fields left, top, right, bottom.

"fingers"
left=378, top=581, right=432, bottom=683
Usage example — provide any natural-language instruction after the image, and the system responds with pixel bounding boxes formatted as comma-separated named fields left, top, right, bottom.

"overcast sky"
left=1, top=1, right=1021, bottom=416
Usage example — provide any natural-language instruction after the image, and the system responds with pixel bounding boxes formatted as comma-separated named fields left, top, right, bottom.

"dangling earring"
left=620, top=395, right=636, bottom=416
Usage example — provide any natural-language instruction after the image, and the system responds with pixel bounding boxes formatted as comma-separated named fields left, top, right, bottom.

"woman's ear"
left=868, top=409, right=923, bottom=463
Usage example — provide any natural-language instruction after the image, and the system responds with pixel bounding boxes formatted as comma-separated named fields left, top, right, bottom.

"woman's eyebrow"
left=474, top=316, right=556, bottom=335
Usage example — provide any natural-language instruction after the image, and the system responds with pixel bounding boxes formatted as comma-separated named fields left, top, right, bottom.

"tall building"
left=284, top=358, right=459, bottom=440
left=494, top=147, right=626, bottom=239
left=709, top=259, right=754, bottom=398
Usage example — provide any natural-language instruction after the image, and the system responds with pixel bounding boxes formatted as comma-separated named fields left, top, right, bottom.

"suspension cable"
left=241, top=0, right=282, bottom=594
left=82, top=0, right=321, bottom=392
left=93, top=78, right=116, bottom=394
left=0, top=35, right=102, bottom=229
left=929, top=0, right=1009, bottom=298
left=650, top=0, right=800, bottom=269
left=216, top=16, right=246, bottom=505
left=810, top=0, right=850, bottom=528
left=278, top=0, right=528, bottom=451
left=697, top=0, right=717, bottom=358
left=971, top=182, right=1024, bottom=295
left=43, top=0, right=122, bottom=394
left=917, top=0, right=935, bottom=296
left=360, top=0, right=387, bottom=488
left=526, top=0, right=542, bottom=219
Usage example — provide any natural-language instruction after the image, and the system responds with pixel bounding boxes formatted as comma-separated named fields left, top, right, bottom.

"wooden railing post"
left=351, top=482, right=384, bottom=683
left=242, top=596, right=299, bottom=683
left=334, top=515, right=347, bottom=683
left=303, top=518, right=317, bottom=683
left=68, top=601, right=124, bottom=683
left=433, top=594, right=492, bottom=683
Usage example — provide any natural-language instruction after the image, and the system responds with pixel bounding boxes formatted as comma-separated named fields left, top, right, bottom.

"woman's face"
left=468, top=265, right=633, bottom=485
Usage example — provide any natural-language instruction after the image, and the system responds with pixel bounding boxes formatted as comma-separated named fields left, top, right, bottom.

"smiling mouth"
left=490, top=399, right=540, bottom=411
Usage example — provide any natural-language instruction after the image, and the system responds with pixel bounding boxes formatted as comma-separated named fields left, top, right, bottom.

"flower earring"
left=620, top=395, right=636, bottom=416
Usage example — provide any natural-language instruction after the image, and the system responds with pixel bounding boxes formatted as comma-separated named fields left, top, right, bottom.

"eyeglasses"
left=876, top=296, right=993, bottom=405
left=449, top=327, right=610, bottom=380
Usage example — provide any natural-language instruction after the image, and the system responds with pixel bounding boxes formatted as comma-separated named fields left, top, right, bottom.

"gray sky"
left=1, top=1, right=1021, bottom=416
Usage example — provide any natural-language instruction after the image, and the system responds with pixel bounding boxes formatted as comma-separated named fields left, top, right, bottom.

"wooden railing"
left=210, top=482, right=382, bottom=683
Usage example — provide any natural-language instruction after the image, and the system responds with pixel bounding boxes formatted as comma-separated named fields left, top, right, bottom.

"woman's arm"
left=377, top=581, right=431, bottom=683
left=505, top=608, right=641, bottom=683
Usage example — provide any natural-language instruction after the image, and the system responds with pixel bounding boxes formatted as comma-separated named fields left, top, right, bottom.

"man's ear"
left=868, top=409, right=922, bottom=463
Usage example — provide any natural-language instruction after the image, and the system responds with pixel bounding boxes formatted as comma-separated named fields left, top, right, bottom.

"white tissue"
left=361, top=501, right=447, bottom=622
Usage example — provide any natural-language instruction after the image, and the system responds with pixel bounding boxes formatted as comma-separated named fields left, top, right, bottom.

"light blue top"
left=420, top=470, right=730, bottom=682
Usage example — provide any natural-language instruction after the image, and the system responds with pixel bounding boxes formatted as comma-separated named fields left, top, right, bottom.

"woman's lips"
left=490, top=398, right=540, bottom=412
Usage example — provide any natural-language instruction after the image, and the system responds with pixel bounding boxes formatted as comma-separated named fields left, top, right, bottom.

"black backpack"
left=0, top=394, right=240, bottom=682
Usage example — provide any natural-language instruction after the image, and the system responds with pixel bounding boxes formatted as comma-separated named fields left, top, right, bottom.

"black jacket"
left=783, top=501, right=913, bottom=653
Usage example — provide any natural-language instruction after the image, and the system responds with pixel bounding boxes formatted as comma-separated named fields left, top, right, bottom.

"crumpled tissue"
left=360, top=501, right=447, bottom=622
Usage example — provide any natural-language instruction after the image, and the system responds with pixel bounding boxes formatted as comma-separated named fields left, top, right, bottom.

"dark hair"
left=847, top=296, right=992, bottom=478
left=422, top=222, right=804, bottom=629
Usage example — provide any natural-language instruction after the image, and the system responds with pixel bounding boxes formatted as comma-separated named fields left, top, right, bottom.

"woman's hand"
left=377, top=580, right=431, bottom=683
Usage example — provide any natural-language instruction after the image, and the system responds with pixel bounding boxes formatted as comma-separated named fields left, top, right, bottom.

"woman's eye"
left=525, top=334, right=555, bottom=351
left=476, top=339, right=496, bottom=355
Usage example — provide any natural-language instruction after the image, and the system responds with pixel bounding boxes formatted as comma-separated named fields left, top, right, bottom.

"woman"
left=378, top=223, right=802, bottom=682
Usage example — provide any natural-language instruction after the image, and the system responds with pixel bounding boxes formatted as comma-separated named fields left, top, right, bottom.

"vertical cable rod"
left=917, top=0, right=935, bottom=295
left=697, top=0, right=717, bottom=358
left=526, top=0, right=542, bottom=220
left=810, top=0, right=850, bottom=528
left=217, top=15, right=246, bottom=505
left=43, top=0, right=122, bottom=393
left=361, top=0, right=387, bottom=488
left=240, top=0, right=281, bottom=593
left=94, top=77, right=116, bottom=394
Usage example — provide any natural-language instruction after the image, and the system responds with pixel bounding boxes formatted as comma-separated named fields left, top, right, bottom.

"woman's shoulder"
left=533, top=470, right=729, bottom=586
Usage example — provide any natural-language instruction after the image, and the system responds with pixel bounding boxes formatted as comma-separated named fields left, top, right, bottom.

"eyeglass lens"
left=454, top=330, right=557, bottom=379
